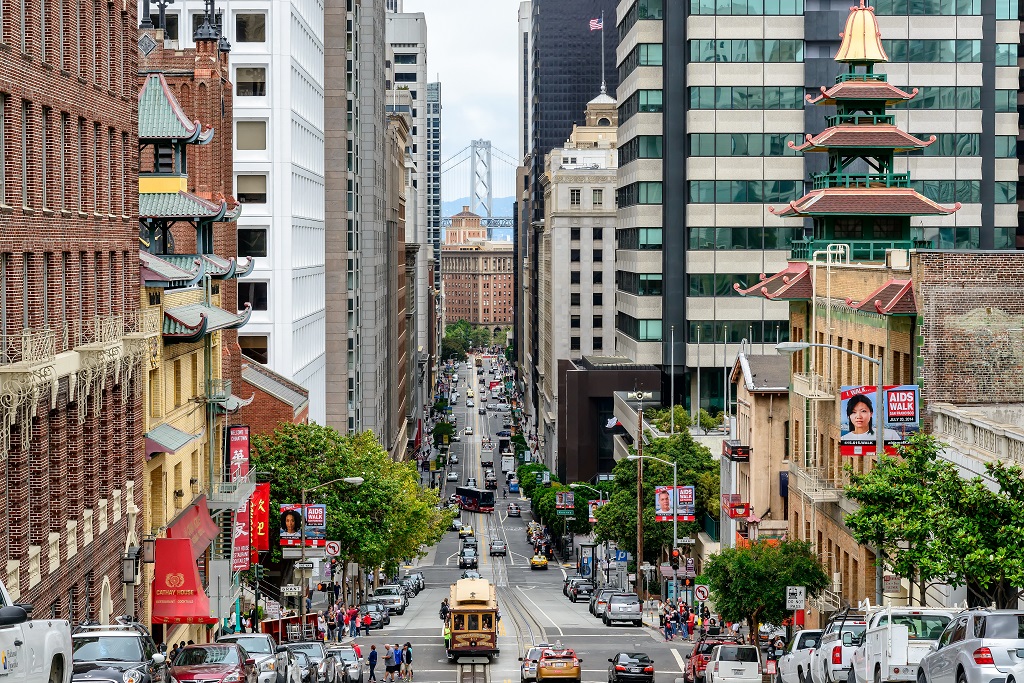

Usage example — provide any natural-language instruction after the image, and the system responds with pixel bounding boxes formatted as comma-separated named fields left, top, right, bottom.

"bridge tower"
left=469, top=139, right=494, bottom=217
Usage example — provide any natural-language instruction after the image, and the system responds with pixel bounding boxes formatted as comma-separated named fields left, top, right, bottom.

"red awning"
left=166, top=494, right=220, bottom=561
left=151, top=538, right=217, bottom=625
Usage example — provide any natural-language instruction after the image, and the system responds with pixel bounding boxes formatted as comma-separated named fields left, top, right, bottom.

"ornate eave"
left=844, top=278, right=917, bottom=315
left=139, top=190, right=229, bottom=221
left=807, top=81, right=918, bottom=106
left=140, top=251, right=206, bottom=288
left=163, top=303, right=252, bottom=343
left=790, top=126, right=935, bottom=154
left=139, top=73, right=213, bottom=144
left=771, top=187, right=961, bottom=218
left=734, top=262, right=813, bottom=300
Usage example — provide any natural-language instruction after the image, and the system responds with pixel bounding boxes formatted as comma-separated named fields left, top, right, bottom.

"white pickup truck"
left=0, top=578, right=73, bottom=682
left=779, top=629, right=823, bottom=683
left=811, top=611, right=868, bottom=683
left=850, top=608, right=956, bottom=683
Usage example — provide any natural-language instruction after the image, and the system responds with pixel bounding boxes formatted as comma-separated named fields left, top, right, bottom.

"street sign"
left=883, top=575, right=901, bottom=594
left=679, top=537, right=696, bottom=545
left=325, top=541, right=341, bottom=556
left=615, top=550, right=629, bottom=563
left=281, top=584, right=302, bottom=596
left=694, top=584, right=710, bottom=601
left=295, top=561, right=314, bottom=570
left=786, top=585, right=806, bottom=610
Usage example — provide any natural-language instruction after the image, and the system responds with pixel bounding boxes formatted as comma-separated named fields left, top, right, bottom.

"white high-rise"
left=145, top=0, right=328, bottom=422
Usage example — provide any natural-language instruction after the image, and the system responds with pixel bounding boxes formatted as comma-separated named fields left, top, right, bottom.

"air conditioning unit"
left=887, top=248, right=909, bottom=269
left=832, top=572, right=843, bottom=593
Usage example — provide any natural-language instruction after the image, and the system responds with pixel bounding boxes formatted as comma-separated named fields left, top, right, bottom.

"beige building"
left=536, top=92, right=619, bottom=469
left=441, top=209, right=514, bottom=328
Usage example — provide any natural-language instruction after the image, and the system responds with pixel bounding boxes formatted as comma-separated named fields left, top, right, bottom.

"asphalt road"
left=351, top=358, right=694, bottom=683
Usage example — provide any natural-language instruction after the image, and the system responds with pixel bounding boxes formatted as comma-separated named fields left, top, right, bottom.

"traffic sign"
left=694, top=584, right=710, bottom=601
left=786, top=585, right=806, bottom=610
left=281, top=584, right=302, bottom=596
left=679, top=537, right=696, bottom=545
left=295, top=561, right=314, bottom=570
left=882, top=575, right=901, bottom=594
left=325, top=541, right=341, bottom=556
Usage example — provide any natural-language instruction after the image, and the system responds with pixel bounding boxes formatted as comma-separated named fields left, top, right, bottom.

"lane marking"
left=671, top=646, right=688, bottom=672
left=515, top=586, right=564, bottom=636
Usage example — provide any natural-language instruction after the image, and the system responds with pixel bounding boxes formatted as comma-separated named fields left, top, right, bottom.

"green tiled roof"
left=163, top=302, right=251, bottom=342
left=140, top=191, right=227, bottom=220
left=139, top=73, right=213, bottom=142
left=145, top=423, right=203, bottom=457
left=140, top=251, right=205, bottom=287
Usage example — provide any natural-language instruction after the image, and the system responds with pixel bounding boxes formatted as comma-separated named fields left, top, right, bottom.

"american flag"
left=589, top=17, right=603, bottom=30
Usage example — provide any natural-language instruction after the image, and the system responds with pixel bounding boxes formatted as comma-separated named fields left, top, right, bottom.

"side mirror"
left=518, top=657, right=524, bottom=662
left=246, top=658, right=256, bottom=666
left=842, top=632, right=853, bottom=647
left=0, top=606, right=29, bottom=627
left=609, top=659, right=615, bottom=663
left=929, top=642, right=938, bottom=652
left=151, top=653, right=166, bottom=666
left=277, top=645, right=290, bottom=653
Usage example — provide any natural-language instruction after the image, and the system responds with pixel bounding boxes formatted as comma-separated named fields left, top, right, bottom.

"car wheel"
left=634, top=620, right=643, bottom=627
left=875, top=667, right=882, bottom=683
left=956, top=670, right=968, bottom=683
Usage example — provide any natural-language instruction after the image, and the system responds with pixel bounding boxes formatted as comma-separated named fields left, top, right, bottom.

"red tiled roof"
left=734, top=262, right=812, bottom=300
left=791, top=125, right=934, bottom=153
left=846, top=279, right=917, bottom=315
left=771, top=188, right=960, bottom=217
left=808, top=81, right=918, bottom=106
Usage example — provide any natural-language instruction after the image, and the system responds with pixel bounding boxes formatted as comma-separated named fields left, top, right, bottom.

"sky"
left=402, top=0, right=522, bottom=200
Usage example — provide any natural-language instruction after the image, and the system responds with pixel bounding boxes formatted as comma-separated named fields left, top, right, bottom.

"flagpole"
left=600, top=10, right=606, bottom=93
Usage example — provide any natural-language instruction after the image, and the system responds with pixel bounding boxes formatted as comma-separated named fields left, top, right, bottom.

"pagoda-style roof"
left=159, top=254, right=252, bottom=280
left=163, top=302, right=252, bottom=343
left=772, top=188, right=960, bottom=218
left=808, top=80, right=919, bottom=106
left=140, top=191, right=234, bottom=221
left=834, top=0, right=888, bottom=63
left=140, top=251, right=206, bottom=288
left=845, top=279, right=917, bottom=315
left=139, top=73, right=214, bottom=143
left=790, top=126, right=935, bottom=153
left=734, top=262, right=812, bottom=300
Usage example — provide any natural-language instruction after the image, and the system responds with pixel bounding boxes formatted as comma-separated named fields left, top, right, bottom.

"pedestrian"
left=342, top=608, right=350, bottom=638
left=335, top=607, right=344, bottom=642
left=443, top=622, right=452, bottom=651
left=383, top=644, right=397, bottom=682
left=399, top=644, right=409, bottom=680
left=363, top=611, right=372, bottom=636
left=228, top=610, right=237, bottom=634
left=249, top=605, right=259, bottom=633
left=349, top=606, right=360, bottom=637
left=327, top=607, right=336, bottom=642
left=402, top=642, right=413, bottom=681
left=681, top=606, right=691, bottom=641
left=368, top=645, right=378, bottom=682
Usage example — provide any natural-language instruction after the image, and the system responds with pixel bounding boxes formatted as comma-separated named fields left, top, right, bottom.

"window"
left=235, top=13, right=266, bottom=42
left=689, top=133, right=801, bottom=157
left=236, top=121, right=267, bottom=150
left=593, top=227, right=603, bottom=239
left=619, top=271, right=664, bottom=296
left=191, top=12, right=207, bottom=39
left=236, top=67, right=267, bottom=96
left=162, top=13, right=180, bottom=40
left=619, top=135, right=664, bottom=165
left=687, top=180, right=802, bottom=203
left=571, top=315, right=581, bottom=328
left=618, top=89, right=663, bottom=122
left=237, top=174, right=267, bottom=203
left=394, top=53, right=417, bottom=64
left=570, top=293, right=580, bottom=306
left=996, top=43, right=1017, bottom=66
left=874, top=0, right=979, bottom=13
left=619, top=227, right=664, bottom=250
left=616, top=313, right=663, bottom=341
left=880, top=39, right=981, bottom=62
left=617, top=182, right=663, bottom=207
left=688, top=226, right=801, bottom=250
left=239, top=282, right=268, bottom=311
left=995, top=136, right=1016, bottom=158
left=690, top=39, right=804, bottom=63
left=395, top=72, right=417, bottom=83
left=593, top=271, right=603, bottom=284
left=689, top=273, right=763, bottom=296
left=689, top=86, right=805, bottom=110
left=617, top=0, right=664, bottom=40
left=687, top=320, right=789, bottom=343
left=0, top=96, right=5, bottom=203
left=594, top=249, right=603, bottom=262
left=619, top=43, right=664, bottom=80
left=690, top=0, right=804, bottom=14
left=21, top=101, right=30, bottom=207
left=593, top=292, right=603, bottom=305
left=594, top=337, right=604, bottom=350
left=570, top=271, right=581, bottom=284
left=238, top=228, right=268, bottom=257
left=570, top=337, right=581, bottom=350
left=995, top=90, right=1017, bottom=112
left=239, top=335, right=269, bottom=364
left=570, top=188, right=581, bottom=206
left=570, top=228, right=580, bottom=241
left=570, top=249, right=581, bottom=262
left=996, top=0, right=1018, bottom=17
left=593, top=190, right=603, bottom=207
left=593, top=315, right=604, bottom=328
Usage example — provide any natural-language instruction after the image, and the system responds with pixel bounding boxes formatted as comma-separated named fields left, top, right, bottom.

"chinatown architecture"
left=137, top=8, right=258, bottom=641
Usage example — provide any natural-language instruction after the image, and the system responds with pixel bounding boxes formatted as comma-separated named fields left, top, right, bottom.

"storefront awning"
left=145, top=423, right=203, bottom=458
left=166, top=494, right=220, bottom=561
left=151, top=538, right=217, bottom=625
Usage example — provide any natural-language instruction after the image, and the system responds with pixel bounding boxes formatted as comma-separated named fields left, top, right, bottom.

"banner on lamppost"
left=840, top=385, right=920, bottom=456
left=232, top=500, right=251, bottom=571
left=279, top=504, right=327, bottom=546
left=556, top=491, right=575, bottom=515
left=251, top=482, right=271, bottom=553
left=588, top=499, right=608, bottom=523
left=654, top=485, right=696, bottom=522
left=228, top=425, right=250, bottom=481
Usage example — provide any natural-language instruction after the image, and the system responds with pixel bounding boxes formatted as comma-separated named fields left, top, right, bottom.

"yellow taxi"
left=535, top=645, right=582, bottom=682
left=467, top=389, right=474, bottom=398
left=459, top=525, right=474, bottom=538
left=530, top=554, right=549, bottom=570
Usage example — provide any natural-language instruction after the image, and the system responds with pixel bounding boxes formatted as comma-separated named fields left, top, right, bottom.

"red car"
left=171, top=643, right=258, bottom=683
left=685, top=635, right=745, bottom=683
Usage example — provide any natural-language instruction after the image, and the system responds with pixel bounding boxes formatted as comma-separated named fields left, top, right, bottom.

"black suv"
left=72, top=620, right=169, bottom=683
left=459, top=547, right=479, bottom=568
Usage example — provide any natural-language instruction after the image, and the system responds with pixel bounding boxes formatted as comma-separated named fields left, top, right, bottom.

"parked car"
left=405, top=572, right=425, bottom=591
left=7, top=574, right=72, bottom=683
left=72, top=622, right=167, bottom=683
left=326, top=646, right=363, bottom=683
left=563, top=576, right=585, bottom=597
left=479, top=407, right=487, bottom=415
left=508, top=503, right=522, bottom=517
left=358, top=602, right=390, bottom=629
left=466, top=477, right=477, bottom=487
left=851, top=608, right=955, bottom=683
left=171, top=643, right=258, bottom=683
left=779, top=630, right=823, bottom=683
left=604, top=593, right=643, bottom=627
left=706, top=645, right=761, bottom=683
left=372, top=586, right=408, bottom=615
left=520, top=644, right=551, bottom=683
left=685, top=634, right=746, bottom=683
left=810, top=611, right=868, bottom=683
left=217, top=633, right=292, bottom=683
left=286, top=643, right=337, bottom=683
left=917, top=609, right=1024, bottom=683
left=608, top=652, right=655, bottom=683
left=496, top=430, right=512, bottom=437
left=590, top=588, right=617, bottom=617
left=461, top=570, right=482, bottom=579
left=568, top=581, right=595, bottom=603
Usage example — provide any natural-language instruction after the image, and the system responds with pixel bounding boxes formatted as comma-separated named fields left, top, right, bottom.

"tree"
left=698, top=408, right=722, bottom=434
left=441, top=337, right=467, bottom=361
left=432, top=420, right=455, bottom=447
left=649, top=405, right=692, bottom=434
left=469, top=326, right=492, bottom=349
left=703, top=540, right=829, bottom=643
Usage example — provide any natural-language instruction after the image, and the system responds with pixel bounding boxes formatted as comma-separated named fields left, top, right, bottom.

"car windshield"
left=611, top=595, right=640, bottom=605
left=293, top=652, right=310, bottom=666
left=225, top=637, right=272, bottom=654
left=73, top=636, right=145, bottom=662
left=174, top=646, right=240, bottom=666
left=978, top=615, right=1024, bottom=639
left=331, top=648, right=358, bottom=664
left=577, top=583, right=594, bottom=590
left=697, top=640, right=738, bottom=655
left=290, top=644, right=324, bottom=661
left=375, top=587, right=401, bottom=596
left=719, top=646, right=759, bottom=662
left=839, top=624, right=866, bottom=639
left=462, top=549, right=477, bottom=557
left=877, top=615, right=951, bottom=640
left=618, top=653, right=652, bottom=664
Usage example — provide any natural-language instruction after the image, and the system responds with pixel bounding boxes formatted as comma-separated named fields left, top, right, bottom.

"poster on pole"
left=251, top=482, right=271, bottom=552
left=840, top=385, right=919, bottom=456
left=228, top=425, right=250, bottom=481
left=279, top=504, right=327, bottom=546
left=588, top=499, right=608, bottom=523
left=654, top=485, right=696, bottom=522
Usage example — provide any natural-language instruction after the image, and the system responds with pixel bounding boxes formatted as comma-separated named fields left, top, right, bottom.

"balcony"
left=206, top=379, right=233, bottom=403
left=811, top=172, right=909, bottom=190
left=809, top=587, right=842, bottom=612
left=835, top=73, right=887, bottom=83
left=824, top=113, right=896, bottom=127
left=208, top=472, right=257, bottom=511
left=791, top=463, right=842, bottom=504
left=790, top=238, right=922, bottom=262
left=791, top=372, right=834, bottom=400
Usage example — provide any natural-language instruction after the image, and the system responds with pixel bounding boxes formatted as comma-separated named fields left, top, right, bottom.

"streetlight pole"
left=627, top=454, right=678, bottom=604
left=299, top=476, right=364, bottom=626
left=776, top=341, right=885, bottom=605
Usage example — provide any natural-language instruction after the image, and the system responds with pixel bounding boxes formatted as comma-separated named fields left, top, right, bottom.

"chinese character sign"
left=232, top=500, right=251, bottom=572
left=251, top=483, right=270, bottom=552
left=228, top=425, right=250, bottom=481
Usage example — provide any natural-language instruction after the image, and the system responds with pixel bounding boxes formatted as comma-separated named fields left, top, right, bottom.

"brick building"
left=441, top=208, right=515, bottom=329
left=239, top=362, right=310, bottom=435
left=0, top=0, right=146, bottom=620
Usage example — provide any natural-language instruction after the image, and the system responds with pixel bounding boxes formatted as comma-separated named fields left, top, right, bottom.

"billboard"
left=228, top=425, right=250, bottom=481
left=279, top=504, right=327, bottom=546
left=555, top=491, right=575, bottom=509
left=655, top=485, right=697, bottom=522
left=840, top=385, right=920, bottom=456
left=588, top=499, right=608, bottom=523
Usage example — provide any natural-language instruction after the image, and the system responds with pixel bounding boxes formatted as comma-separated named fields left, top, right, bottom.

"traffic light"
left=684, top=578, right=692, bottom=587
left=670, top=548, right=681, bottom=571
left=316, top=583, right=326, bottom=592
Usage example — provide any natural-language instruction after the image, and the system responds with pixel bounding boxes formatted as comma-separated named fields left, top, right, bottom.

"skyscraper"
left=427, top=82, right=443, bottom=285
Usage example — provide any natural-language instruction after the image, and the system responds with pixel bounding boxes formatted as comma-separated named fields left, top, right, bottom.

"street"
left=356, top=357, right=693, bottom=683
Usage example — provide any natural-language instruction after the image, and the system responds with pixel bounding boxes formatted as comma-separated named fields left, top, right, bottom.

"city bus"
left=445, top=577, right=499, bottom=661
left=455, top=486, right=495, bottom=513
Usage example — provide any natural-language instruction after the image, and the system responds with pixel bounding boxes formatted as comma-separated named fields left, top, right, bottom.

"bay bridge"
left=439, top=139, right=520, bottom=230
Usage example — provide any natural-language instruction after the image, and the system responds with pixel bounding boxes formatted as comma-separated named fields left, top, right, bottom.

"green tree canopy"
left=703, top=540, right=829, bottom=642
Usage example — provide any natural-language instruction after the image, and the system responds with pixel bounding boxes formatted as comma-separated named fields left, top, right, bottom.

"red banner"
left=229, top=425, right=250, bottom=481
left=152, top=538, right=217, bottom=624
left=232, top=500, right=251, bottom=572
left=251, top=483, right=270, bottom=552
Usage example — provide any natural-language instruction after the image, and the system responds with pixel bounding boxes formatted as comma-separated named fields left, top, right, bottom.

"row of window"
left=689, top=273, right=771, bottom=297
left=569, top=314, right=605, bottom=329
left=896, top=87, right=1018, bottom=112
left=569, top=270, right=604, bottom=285
left=873, top=0, right=1016, bottom=16
left=618, top=271, right=664, bottom=297
left=689, top=227, right=803, bottom=251
left=0, top=97, right=131, bottom=217
left=690, top=39, right=804, bottom=63
left=617, top=0, right=664, bottom=41
left=617, top=182, right=664, bottom=207
left=619, top=90, right=663, bottom=123
left=617, top=227, right=663, bottom=251
left=569, top=292, right=605, bottom=306
left=690, top=0, right=804, bottom=15
left=619, top=135, right=664, bottom=165
left=569, top=227, right=605, bottom=241
left=689, top=86, right=807, bottom=110
left=689, top=133, right=801, bottom=157
left=879, top=39, right=987, bottom=63
left=688, top=320, right=790, bottom=344
left=688, top=180, right=803, bottom=204
left=616, top=313, right=664, bottom=342
left=157, top=12, right=266, bottom=44
left=619, top=44, right=663, bottom=82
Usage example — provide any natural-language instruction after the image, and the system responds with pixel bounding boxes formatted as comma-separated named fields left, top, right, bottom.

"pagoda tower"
left=772, top=0, right=959, bottom=261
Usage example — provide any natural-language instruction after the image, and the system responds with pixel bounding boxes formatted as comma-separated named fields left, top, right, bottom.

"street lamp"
left=121, top=547, right=141, bottom=620
left=569, top=482, right=606, bottom=502
left=776, top=340, right=884, bottom=605
left=627, top=453, right=679, bottom=602
left=299, top=477, right=364, bottom=624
